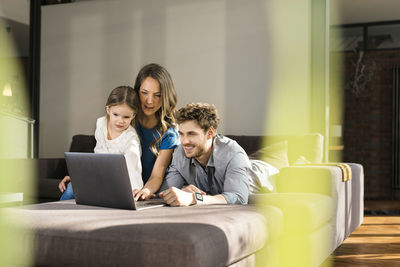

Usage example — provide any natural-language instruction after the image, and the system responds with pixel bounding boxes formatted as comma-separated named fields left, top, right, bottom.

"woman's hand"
left=58, top=176, right=71, bottom=193
left=133, top=188, right=156, bottom=201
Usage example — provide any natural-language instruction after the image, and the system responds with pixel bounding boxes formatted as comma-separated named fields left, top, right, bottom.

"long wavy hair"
left=133, top=63, right=177, bottom=155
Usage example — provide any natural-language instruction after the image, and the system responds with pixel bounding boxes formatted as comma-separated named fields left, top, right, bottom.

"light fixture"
left=2, top=82, right=12, bottom=96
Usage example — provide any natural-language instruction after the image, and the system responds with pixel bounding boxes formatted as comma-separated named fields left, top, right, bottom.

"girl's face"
left=106, top=103, right=135, bottom=133
left=139, top=77, right=162, bottom=117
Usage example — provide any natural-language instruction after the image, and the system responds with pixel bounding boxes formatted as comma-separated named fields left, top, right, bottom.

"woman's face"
left=139, top=77, right=162, bottom=117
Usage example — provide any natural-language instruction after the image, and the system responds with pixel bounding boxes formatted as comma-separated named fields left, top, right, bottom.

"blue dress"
left=60, top=124, right=179, bottom=200
left=135, top=123, right=179, bottom=184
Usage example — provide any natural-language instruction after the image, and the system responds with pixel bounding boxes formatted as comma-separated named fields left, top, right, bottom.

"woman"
left=59, top=63, right=179, bottom=200
left=132, top=63, right=179, bottom=200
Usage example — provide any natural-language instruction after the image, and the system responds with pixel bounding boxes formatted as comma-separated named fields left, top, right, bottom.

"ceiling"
left=1, top=0, right=400, bottom=26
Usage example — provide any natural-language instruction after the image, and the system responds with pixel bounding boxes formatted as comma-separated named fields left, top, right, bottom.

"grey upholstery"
left=345, top=163, right=364, bottom=238
left=19, top=133, right=363, bottom=267
left=9, top=201, right=267, bottom=267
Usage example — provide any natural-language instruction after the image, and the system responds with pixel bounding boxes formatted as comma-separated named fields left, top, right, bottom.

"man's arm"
left=160, top=186, right=227, bottom=206
left=162, top=149, right=186, bottom=189
left=220, top=152, right=250, bottom=204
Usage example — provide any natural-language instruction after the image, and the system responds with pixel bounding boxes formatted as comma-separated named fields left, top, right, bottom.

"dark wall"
left=342, top=49, right=400, bottom=200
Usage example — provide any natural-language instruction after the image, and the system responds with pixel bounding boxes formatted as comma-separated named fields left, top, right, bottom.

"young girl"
left=59, top=86, right=142, bottom=199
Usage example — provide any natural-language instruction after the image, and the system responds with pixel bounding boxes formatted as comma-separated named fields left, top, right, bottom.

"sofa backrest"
left=69, top=135, right=96, bottom=153
left=227, top=133, right=324, bottom=164
left=69, top=133, right=324, bottom=164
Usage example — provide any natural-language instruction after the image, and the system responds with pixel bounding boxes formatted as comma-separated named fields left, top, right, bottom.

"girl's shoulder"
left=124, top=125, right=140, bottom=140
left=95, top=116, right=107, bottom=137
left=96, top=116, right=107, bottom=128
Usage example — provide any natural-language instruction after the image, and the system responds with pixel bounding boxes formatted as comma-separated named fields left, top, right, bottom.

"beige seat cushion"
left=251, top=192, right=333, bottom=233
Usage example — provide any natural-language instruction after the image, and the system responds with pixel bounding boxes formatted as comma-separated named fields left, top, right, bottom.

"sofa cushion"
left=8, top=201, right=267, bottom=267
left=249, top=141, right=289, bottom=169
left=287, top=133, right=323, bottom=164
left=248, top=160, right=279, bottom=193
left=251, top=192, right=333, bottom=234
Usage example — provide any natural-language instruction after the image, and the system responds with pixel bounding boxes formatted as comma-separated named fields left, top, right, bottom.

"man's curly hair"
left=176, top=103, right=220, bottom=133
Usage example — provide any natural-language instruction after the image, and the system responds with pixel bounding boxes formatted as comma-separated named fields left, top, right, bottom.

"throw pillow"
left=293, top=155, right=312, bottom=165
left=288, top=133, right=323, bottom=164
left=249, top=140, right=290, bottom=169
left=248, top=159, right=279, bottom=194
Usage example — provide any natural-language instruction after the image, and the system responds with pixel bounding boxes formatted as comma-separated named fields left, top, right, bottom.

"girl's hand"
left=133, top=188, right=156, bottom=201
left=58, top=176, right=71, bottom=192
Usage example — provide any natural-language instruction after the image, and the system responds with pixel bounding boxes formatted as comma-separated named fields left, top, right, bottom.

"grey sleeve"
left=221, top=152, right=250, bottom=204
left=163, top=151, right=186, bottom=190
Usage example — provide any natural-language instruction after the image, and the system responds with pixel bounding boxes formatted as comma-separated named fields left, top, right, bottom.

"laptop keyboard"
left=135, top=199, right=166, bottom=208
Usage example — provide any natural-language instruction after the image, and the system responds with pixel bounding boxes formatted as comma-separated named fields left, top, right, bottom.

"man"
left=159, top=102, right=250, bottom=206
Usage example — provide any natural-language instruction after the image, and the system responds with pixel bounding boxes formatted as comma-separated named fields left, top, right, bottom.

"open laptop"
left=64, top=152, right=165, bottom=210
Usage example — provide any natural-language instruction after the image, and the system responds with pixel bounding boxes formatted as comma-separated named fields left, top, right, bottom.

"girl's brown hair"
left=106, top=85, right=138, bottom=126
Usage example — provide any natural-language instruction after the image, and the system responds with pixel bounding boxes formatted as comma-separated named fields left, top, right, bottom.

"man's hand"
left=133, top=188, right=155, bottom=201
left=159, top=187, right=195, bottom=207
left=182, top=184, right=206, bottom=195
left=58, top=176, right=71, bottom=193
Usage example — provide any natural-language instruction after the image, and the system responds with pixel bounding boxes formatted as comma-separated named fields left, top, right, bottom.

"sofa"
left=9, top=133, right=364, bottom=267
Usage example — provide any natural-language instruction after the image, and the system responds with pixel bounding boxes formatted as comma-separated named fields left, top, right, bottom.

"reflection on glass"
left=368, top=24, right=400, bottom=49
left=330, top=26, right=363, bottom=52
left=0, top=16, right=30, bottom=117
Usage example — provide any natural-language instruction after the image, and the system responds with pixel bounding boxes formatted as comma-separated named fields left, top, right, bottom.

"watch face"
left=195, top=192, right=203, bottom=201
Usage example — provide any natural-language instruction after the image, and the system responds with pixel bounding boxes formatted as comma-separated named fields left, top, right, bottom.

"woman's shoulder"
left=160, top=125, right=179, bottom=149
left=162, top=126, right=179, bottom=140
left=165, top=125, right=178, bottom=135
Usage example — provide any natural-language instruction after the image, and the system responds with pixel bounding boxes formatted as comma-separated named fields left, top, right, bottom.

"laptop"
left=64, top=152, right=166, bottom=210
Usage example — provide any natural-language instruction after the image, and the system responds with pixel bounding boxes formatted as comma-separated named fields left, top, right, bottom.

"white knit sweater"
left=94, top=116, right=143, bottom=190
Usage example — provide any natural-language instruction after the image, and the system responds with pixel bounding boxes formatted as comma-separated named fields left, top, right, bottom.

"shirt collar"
left=189, top=137, right=216, bottom=168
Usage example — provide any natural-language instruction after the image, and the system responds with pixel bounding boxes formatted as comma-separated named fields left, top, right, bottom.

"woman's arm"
left=134, top=148, right=174, bottom=200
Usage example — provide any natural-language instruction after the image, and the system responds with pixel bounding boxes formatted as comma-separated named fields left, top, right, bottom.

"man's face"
left=178, top=120, right=211, bottom=159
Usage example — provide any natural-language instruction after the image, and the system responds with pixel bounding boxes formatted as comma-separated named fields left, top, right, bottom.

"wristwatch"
left=194, top=192, right=203, bottom=205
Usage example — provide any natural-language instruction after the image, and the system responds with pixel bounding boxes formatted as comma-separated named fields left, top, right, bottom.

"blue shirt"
left=135, top=123, right=179, bottom=184
left=164, top=135, right=250, bottom=204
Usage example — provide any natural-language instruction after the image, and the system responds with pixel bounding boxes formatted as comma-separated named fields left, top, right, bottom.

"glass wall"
left=331, top=20, right=400, bottom=52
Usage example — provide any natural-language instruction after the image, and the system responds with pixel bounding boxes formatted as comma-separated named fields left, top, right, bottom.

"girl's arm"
left=134, top=148, right=174, bottom=200
left=124, top=137, right=144, bottom=190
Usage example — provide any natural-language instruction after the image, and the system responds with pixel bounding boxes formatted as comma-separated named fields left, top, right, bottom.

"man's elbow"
left=222, top=192, right=248, bottom=205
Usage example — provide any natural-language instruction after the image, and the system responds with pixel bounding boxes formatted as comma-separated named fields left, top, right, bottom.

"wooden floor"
left=330, top=201, right=400, bottom=266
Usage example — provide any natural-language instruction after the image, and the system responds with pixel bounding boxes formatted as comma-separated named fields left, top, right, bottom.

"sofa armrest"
left=37, top=158, right=68, bottom=179
left=275, top=163, right=364, bottom=245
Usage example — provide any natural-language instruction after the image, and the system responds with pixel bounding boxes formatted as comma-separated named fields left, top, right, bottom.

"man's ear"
left=207, top=126, right=216, bottom=139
